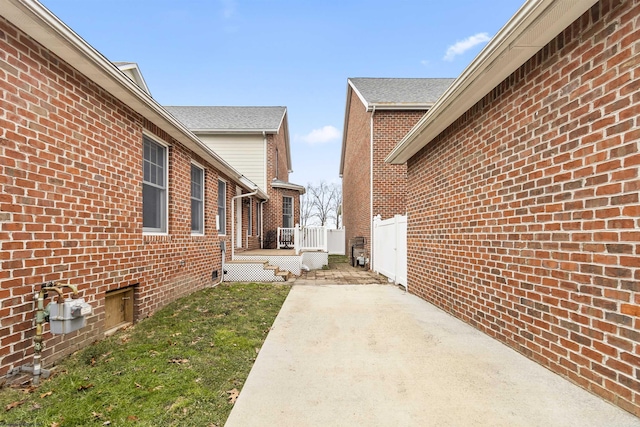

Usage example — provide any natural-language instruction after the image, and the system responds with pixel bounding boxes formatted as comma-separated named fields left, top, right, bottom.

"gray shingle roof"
left=349, top=78, right=455, bottom=107
left=164, top=106, right=286, bottom=132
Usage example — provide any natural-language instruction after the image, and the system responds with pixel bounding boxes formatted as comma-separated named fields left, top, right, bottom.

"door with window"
left=283, top=196, right=293, bottom=228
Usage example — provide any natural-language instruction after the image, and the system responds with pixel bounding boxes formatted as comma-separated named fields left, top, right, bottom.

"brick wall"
left=342, top=91, right=371, bottom=259
left=406, top=0, right=640, bottom=416
left=266, top=131, right=290, bottom=184
left=372, top=110, right=424, bottom=219
left=0, top=17, right=231, bottom=376
left=342, top=92, right=426, bottom=263
left=262, top=128, right=301, bottom=248
left=263, top=187, right=301, bottom=249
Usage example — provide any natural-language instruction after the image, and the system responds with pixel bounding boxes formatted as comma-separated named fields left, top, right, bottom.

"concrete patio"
left=225, top=284, right=640, bottom=427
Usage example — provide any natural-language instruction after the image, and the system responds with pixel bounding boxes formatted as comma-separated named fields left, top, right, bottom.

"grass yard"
left=328, top=254, right=349, bottom=266
left=0, top=282, right=291, bottom=427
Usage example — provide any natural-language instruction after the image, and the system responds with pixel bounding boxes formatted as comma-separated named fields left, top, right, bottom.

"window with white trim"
left=143, top=136, right=167, bottom=233
left=217, top=179, right=226, bottom=235
left=283, top=196, right=293, bottom=228
left=191, top=164, right=204, bottom=234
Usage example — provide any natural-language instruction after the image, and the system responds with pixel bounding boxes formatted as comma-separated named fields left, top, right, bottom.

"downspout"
left=261, top=131, right=268, bottom=250
left=231, top=190, right=258, bottom=260
left=369, top=105, right=376, bottom=270
left=263, top=131, right=268, bottom=197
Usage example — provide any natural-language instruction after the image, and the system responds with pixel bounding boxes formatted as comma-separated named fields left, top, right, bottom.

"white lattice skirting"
left=223, top=261, right=286, bottom=282
left=301, top=251, right=328, bottom=270
left=234, top=255, right=302, bottom=276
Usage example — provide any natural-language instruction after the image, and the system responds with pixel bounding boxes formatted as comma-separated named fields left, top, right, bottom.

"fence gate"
left=327, top=229, right=346, bottom=255
left=372, top=215, right=407, bottom=290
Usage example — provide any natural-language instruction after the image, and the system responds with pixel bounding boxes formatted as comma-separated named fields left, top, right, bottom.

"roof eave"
left=191, top=129, right=279, bottom=135
left=386, top=0, right=599, bottom=165
left=339, top=83, right=354, bottom=177
left=280, top=109, right=293, bottom=171
left=271, top=181, right=306, bottom=194
left=3, top=0, right=258, bottom=193
left=366, top=102, right=434, bottom=111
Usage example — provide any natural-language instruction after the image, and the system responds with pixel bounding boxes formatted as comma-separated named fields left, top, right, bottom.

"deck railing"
left=277, top=225, right=328, bottom=254
left=276, top=227, right=295, bottom=249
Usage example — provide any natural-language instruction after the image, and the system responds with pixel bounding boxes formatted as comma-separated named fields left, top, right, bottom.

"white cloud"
left=298, top=125, right=341, bottom=145
left=420, top=60, right=430, bottom=67
left=443, top=32, right=491, bottom=61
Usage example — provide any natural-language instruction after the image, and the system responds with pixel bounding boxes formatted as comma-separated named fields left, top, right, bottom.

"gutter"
left=386, top=0, right=599, bottom=164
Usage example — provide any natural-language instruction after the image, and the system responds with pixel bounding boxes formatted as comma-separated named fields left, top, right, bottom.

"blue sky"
left=40, top=0, right=524, bottom=187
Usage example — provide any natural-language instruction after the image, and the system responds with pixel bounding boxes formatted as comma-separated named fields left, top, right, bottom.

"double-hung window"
left=143, top=136, right=167, bottom=233
left=191, top=164, right=204, bottom=235
left=217, top=179, right=226, bottom=235
left=283, top=196, right=293, bottom=228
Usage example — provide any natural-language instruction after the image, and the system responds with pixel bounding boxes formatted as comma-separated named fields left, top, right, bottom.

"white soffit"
left=386, top=0, right=599, bottom=164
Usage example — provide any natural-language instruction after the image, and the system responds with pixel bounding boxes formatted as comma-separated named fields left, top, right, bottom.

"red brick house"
left=387, top=0, right=640, bottom=416
left=0, top=1, right=267, bottom=378
left=340, top=78, right=453, bottom=266
left=165, top=106, right=305, bottom=251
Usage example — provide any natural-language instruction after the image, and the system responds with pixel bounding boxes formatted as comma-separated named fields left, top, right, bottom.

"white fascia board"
left=386, top=0, right=599, bottom=164
left=3, top=0, right=258, bottom=194
left=271, top=181, right=306, bottom=194
left=116, top=62, right=152, bottom=96
left=280, top=110, right=293, bottom=172
left=339, top=82, right=354, bottom=177
left=348, top=79, right=371, bottom=110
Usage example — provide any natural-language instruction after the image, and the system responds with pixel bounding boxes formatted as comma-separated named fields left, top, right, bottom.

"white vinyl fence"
left=372, top=215, right=407, bottom=289
left=327, top=229, right=346, bottom=255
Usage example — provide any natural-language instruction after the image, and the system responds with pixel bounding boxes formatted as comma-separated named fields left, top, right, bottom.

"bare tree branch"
left=307, top=181, right=334, bottom=226
left=329, top=183, right=342, bottom=228
left=300, top=189, right=314, bottom=227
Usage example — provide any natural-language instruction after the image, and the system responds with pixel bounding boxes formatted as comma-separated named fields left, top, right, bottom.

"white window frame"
left=191, top=162, right=205, bottom=235
left=217, top=179, right=227, bottom=235
left=283, top=196, right=293, bottom=229
left=142, top=134, right=169, bottom=235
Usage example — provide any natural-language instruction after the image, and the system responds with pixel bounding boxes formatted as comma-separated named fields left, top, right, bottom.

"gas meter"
left=47, top=298, right=92, bottom=334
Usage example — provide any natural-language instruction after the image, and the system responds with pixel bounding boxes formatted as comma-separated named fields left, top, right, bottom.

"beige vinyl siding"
left=198, top=134, right=266, bottom=192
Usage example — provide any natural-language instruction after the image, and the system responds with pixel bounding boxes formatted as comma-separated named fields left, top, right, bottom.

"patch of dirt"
left=297, top=259, right=388, bottom=285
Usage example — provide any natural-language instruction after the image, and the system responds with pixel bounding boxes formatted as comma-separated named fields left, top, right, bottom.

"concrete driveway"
left=225, top=284, right=640, bottom=426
